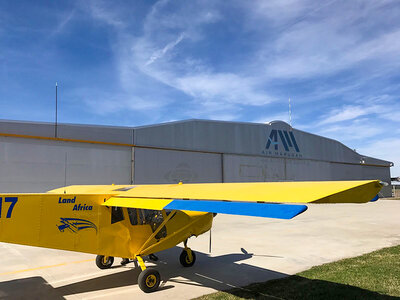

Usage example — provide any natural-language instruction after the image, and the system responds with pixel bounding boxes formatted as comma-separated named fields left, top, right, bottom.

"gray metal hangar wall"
left=0, top=119, right=392, bottom=196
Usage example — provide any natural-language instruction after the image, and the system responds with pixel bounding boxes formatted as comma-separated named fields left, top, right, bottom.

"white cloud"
left=175, top=73, right=272, bottom=106
left=319, top=105, right=382, bottom=125
left=316, top=96, right=400, bottom=126
left=50, top=10, right=75, bottom=37
left=84, top=1, right=124, bottom=28
left=358, top=138, right=400, bottom=176
left=145, top=33, right=185, bottom=66
left=78, top=0, right=400, bottom=125
left=381, top=110, right=400, bottom=122
left=318, top=121, right=384, bottom=142
left=69, top=87, right=170, bottom=117
left=251, top=1, right=400, bottom=80
left=120, top=1, right=277, bottom=112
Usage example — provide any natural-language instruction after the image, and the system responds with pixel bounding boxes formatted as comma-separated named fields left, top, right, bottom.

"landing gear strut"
left=95, top=240, right=197, bottom=293
left=137, top=256, right=161, bottom=293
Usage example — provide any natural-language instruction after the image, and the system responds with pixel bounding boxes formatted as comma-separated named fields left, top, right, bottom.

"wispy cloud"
left=318, top=121, right=384, bottom=141
left=120, top=1, right=277, bottom=113
left=84, top=1, right=124, bottom=28
left=50, top=10, right=75, bottom=37
left=72, top=0, right=400, bottom=125
left=175, top=73, right=272, bottom=106
left=318, top=105, right=381, bottom=125
left=145, top=33, right=185, bottom=66
left=359, top=138, right=400, bottom=175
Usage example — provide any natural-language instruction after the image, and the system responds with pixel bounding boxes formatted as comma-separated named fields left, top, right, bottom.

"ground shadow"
left=224, top=275, right=400, bottom=300
left=0, top=247, right=398, bottom=299
left=0, top=277, right=64, bottom=300
left=54, top=246, right=284, bottom=296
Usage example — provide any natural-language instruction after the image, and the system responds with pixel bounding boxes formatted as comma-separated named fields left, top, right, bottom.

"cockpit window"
left=126, top=208, right=167, bottom=239
left=111, top=207, right=124, bottom=224
left=127, top=208, right=139, bottom=225
left=139, top=209, right=164, bottom=232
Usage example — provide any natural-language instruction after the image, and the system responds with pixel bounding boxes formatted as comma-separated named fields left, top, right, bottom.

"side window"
left=127, top=208, right=139, bottom=225
left=111, top=207, right=124, bottom=224
left=139, top=209, right=164, bottom=232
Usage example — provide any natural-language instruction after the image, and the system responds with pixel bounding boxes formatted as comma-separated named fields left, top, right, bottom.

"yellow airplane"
left=0, top=180, right=383, bottom=292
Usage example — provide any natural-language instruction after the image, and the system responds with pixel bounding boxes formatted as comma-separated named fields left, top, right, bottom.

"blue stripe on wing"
left=164, top=200, right=307, bottom=219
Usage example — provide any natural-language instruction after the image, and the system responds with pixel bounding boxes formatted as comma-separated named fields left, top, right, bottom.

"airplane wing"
left=101, top=180, right=383, bottom=219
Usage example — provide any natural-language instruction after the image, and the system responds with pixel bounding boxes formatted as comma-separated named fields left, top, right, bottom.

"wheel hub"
left=146, top=274, right=157, bottom=288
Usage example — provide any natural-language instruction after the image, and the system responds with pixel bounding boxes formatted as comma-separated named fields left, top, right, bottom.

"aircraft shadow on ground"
left=0, top=247, right=398, bottom=299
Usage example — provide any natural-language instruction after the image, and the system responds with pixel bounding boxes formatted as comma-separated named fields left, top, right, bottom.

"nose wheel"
left=136, top=256, right=161, bottom=293
left=138, top=268, right=161, bottom=293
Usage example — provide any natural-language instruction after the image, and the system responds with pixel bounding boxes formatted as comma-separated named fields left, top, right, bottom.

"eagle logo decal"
left=57, top=218, right=97, bottom=234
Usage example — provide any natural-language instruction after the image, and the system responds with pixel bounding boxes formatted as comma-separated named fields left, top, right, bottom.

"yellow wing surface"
left=44, top=180, right=385, bottom=219
left=96, top=180, right=382, bottom=219
left=103, top=180, right=382, bottom=204
left=48, top=180, right=384, bottom=217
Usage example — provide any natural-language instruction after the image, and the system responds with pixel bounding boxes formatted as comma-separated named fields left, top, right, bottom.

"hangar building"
left=0, top=119, right=392, bottom=197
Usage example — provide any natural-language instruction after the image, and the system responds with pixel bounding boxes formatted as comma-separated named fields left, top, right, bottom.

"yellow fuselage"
left=0, top=188, right=213, bottom=258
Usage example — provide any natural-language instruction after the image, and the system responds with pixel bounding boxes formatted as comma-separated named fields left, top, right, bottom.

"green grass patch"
left=195, top=245, right=400, bottom=299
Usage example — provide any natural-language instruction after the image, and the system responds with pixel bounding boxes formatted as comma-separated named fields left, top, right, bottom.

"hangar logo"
left=262, top=129, right=302, bottom=158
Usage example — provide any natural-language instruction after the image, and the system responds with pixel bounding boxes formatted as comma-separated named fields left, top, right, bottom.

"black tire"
left=138, top=268, right=161, bottom=293
left=96, top=255, right=114, bottom=269
left=179, top=249, right=196, bottom=267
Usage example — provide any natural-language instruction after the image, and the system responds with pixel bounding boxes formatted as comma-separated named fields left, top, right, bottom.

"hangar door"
left=0, top=136, right=132, bottom=192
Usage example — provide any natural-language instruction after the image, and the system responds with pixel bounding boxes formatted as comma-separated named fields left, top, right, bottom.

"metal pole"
left=209, top=228, right=212, bottom=253
left=55, top=82, right=58, bottom=138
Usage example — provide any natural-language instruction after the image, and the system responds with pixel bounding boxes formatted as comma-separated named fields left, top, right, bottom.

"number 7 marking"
left=0, top=197, right=18, bottom=218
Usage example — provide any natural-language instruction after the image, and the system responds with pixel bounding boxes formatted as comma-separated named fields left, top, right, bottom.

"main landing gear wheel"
left=96, top=255, right=114, bottom=269
left=180, top=249, right=196, bottom=267
left=138, top=268, right=161, bottom=293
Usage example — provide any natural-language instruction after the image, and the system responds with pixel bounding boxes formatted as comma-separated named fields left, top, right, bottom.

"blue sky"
left=1, top=0, right=399, bottom=175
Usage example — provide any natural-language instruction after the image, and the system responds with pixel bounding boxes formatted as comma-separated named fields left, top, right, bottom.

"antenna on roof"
left=64, top=152, right=67, bottom=193
left=55, top=82, right=58, bottom=138
left=288, top=97, right=292, bottom=127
